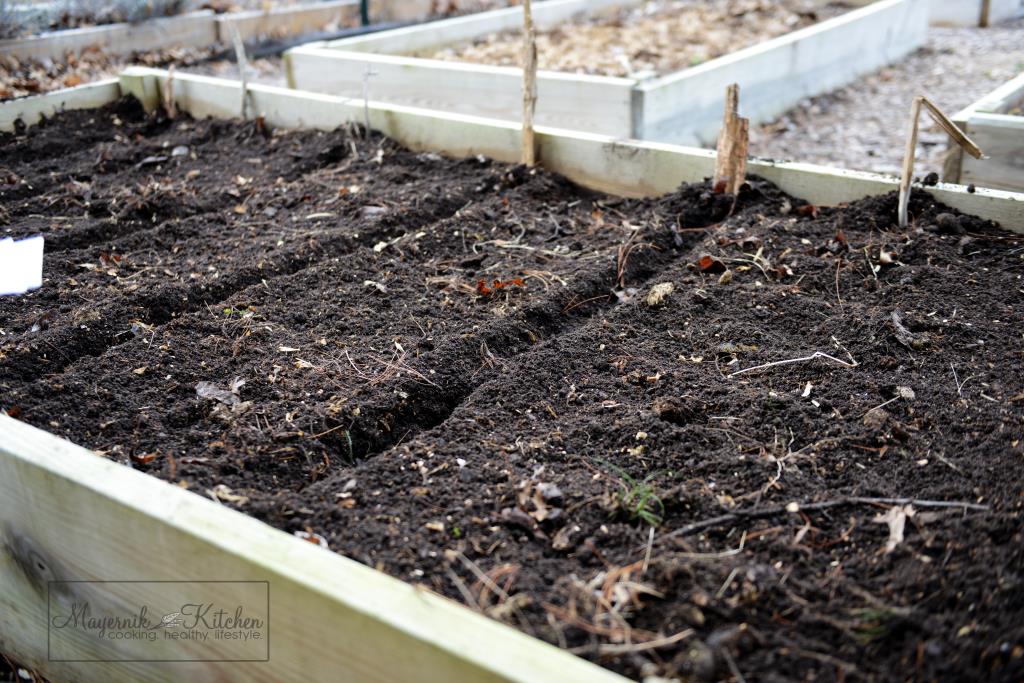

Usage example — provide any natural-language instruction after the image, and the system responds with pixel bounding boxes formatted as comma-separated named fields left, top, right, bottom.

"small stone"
left=673, top=639, right=717, bottom=681
left=645, top=282, right=674, bottom=307
left=424, top=521, right=445, bottom=533
left=936, top=213, right=964, bottom=235
left=717, top=269, right=733, bottom=285
left=653, top=396, right=697, bottom=426
left=863, top=407, right=890, bottom=430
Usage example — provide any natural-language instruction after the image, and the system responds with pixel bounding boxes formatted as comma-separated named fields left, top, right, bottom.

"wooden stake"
left=229, top=24, right=250, bottom=121
left=713, top=84, right=749, bottom=197
left=162, top=65, right=176, bottom=120
left=521, top=0, right=538, bottom=167
left=980, top=0, right=992, bottom=27
left=897, top=96, right=984, bottom=228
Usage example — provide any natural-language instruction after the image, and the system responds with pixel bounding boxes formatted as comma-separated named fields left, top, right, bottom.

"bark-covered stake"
left=898, top=96, right=983, bottom=228
left=162, top=65, right=177, bottom=120
left=713, top=84, right=749, bottom=197
left=521, top=0, right=538, bottom=167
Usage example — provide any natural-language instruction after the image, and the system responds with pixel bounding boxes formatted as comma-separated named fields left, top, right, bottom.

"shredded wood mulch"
left=422, top=0, right=854, bottom=77
left=2, top=100, right=1023, bottom=682
left=0, top=46, right=223, bottom=101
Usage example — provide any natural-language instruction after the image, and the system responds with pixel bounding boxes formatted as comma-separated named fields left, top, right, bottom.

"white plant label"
left=0, top=235, right=44, bottom=296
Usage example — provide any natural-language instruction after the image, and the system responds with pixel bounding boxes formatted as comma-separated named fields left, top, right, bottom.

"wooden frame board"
left=0, top=413, right=627, bottom=683
left=929, top=0, right=1022, bottom=26
left=0, top=11, right=218, bottom=61
left=285, top=0, right=929, bottom=144
left=286, top=0, right=637, bottom=136
left=1, top=68, right=1023, bottom=682
left=944, top=73, right=1024, bottom=192
left=0, top=77, right=121, bottom=131
left=215, top=0, right=360, bottom=43
left=637, top=0, right=929, bottom=146
left=0, top=1, right=360, bottom=62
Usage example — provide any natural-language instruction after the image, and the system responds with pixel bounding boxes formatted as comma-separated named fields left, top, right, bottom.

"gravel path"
left=751, top=17, right=1024, bottom=176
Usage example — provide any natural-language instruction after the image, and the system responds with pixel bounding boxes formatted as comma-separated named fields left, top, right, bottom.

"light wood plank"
left=959, top=113, right=1024, bottom=192
left=638, top=0, right=930, bottom=145
left=959, top=72, right=1024, bottom=117
left=929, top=0, right=1021, bottom=26
left=0, top=78, right=122, bottom=132
left=117, top=68, right=1024, bottom=233
left=285, top=47, right=636, bottom=136
left=945, top=72, right=1024, bottom=184
left=216, top=0, right=361, bottom=43
left=0, top=413, right=628, bottom=683
left=0, top=11, right=217, bottom=61
left=319, top=0, right=634, bottom=54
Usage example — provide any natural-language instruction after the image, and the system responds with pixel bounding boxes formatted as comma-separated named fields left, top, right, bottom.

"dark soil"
left=2, top=100, right=1023, bottom=683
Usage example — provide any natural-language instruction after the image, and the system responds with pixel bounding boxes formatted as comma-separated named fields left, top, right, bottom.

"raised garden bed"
left=418, top=0, right=851, bottom=78
left=1, top=70, right=1024, bottom=682
left=284, top=0, right=929, bottom=145
left=944, top=72, right=1024, bottom=192
left=0, top=0, right=360, bottom=62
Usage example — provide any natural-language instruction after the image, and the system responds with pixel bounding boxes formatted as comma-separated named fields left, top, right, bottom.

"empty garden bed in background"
left=285, top=0, right=928, bottom=144
left=2, top=92, right=1023, bottom=681
left=752, top=17, right=1024, bottom=178
left=421, top=0, right=852, bottom=77
left=0, top=0, right=361, bottom=99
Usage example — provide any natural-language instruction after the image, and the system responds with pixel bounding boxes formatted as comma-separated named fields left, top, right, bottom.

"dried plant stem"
left=898, top=96, right=983, bottom=228
left=729, top=351, right=857, bottom=377
left=521, top=0, right=538, bottom=166
left=655, top=496, right=989, bottom=546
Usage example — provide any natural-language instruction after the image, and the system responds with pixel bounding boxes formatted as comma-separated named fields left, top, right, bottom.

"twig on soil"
left=729, top=351, right=857, bottom=377
left=521, top=0, right=538, bottom=166
left=641, top=526, right=654, bottom=574
left=446, top=569, right=483, bottom=612
left=562, top=293, right=610, bottom=314
left=615, top=228, right=647, bottom=289
left=898, top=96, right=982, bottom=228
left=931, top=450, right=962, bottom=473
left=455, top=551, right=511, bottom=604
left=951, top=362, right=974, bottom=395
left=715, top=567, right=740, bottom=600
left=783, top=643, right=859, bottom=674
left=721, top=648, right=748, bottom=683
left=654, top=496, right=989, bottom=546
left=834, top=255, right=843, bottom=312
left=593, top=629, right=693, bottom=655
